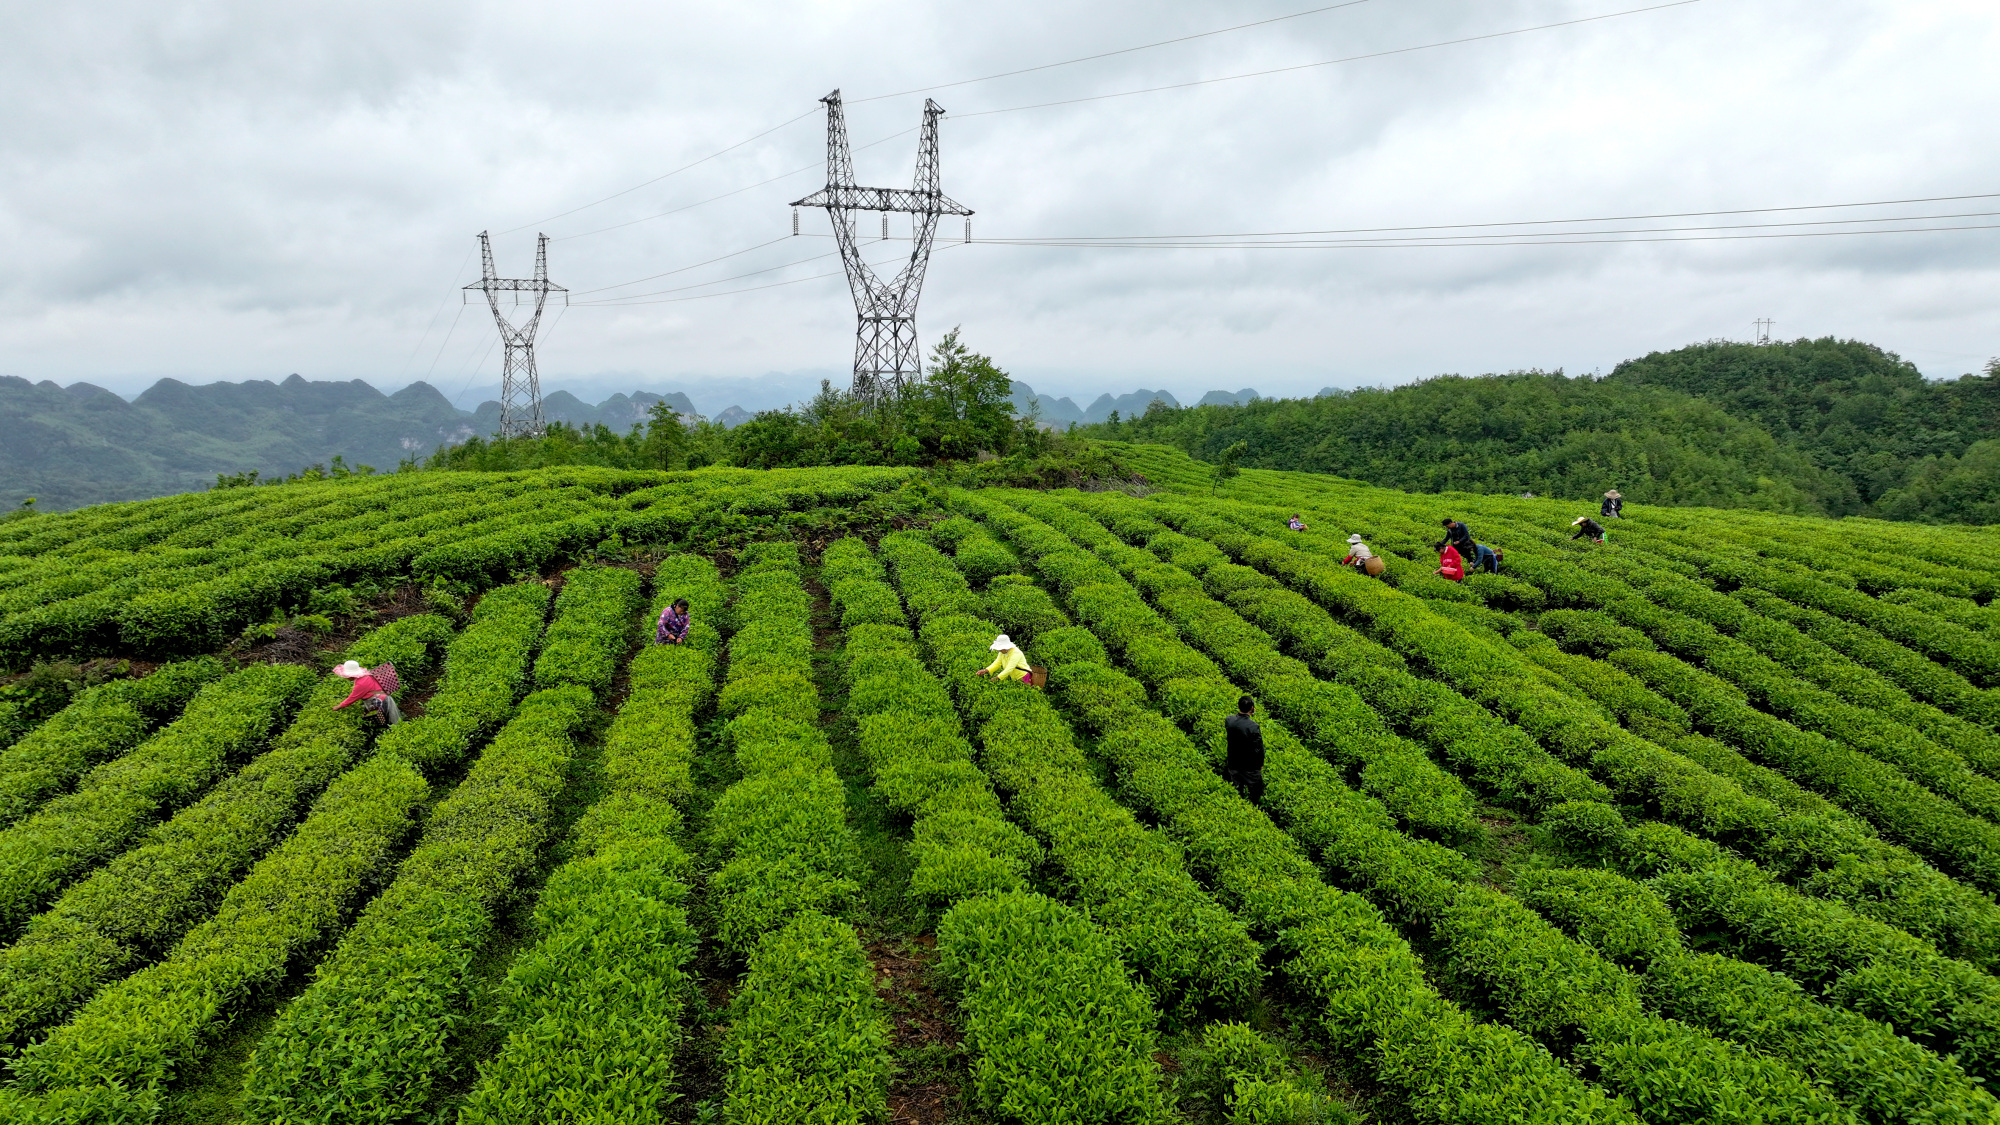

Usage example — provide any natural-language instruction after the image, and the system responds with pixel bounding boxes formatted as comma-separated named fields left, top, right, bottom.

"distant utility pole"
left=465, top=231, right=567, bottom=439
left=793, top=90, right=973, bottom=401
left=1753, top=318, right=1774, bottom=345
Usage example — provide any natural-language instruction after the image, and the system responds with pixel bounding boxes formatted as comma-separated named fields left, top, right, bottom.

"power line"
left=574, top=248, right=841, bottom=304
left=968, top=220, right=2000, bottom=250
left=397, top=244, right=480, bottom=382
left=562, top=192, right=1997, bottom=311
left=569, top=236, right=794, bottom=296
left=952, top=192, right=2000, bottom=243
left=852, top=0, right=1377, bottom=103
left=551, top=0, right=1716, bottom=246
left=954, top=0, right=1709, bottom=119
left=575, top=244, right=963, bottom=308
left=500, top=1, right=1381, bottom=234
left=550, top=127, right=920, bottom=243
left=966, top=208, right=2000, bottom=248
left=498, top=108, right=820, bottom=236
left=501, top=0, right=1705, bottom=240
left=423, top=303, right=467, bottom=381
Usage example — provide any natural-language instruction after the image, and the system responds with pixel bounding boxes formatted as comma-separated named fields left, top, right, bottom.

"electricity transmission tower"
left=1753, top=318, right=1774, bottom=345
left=793, top=90, right=972, bottom=400
left=465, top=231, right=567, bottom=439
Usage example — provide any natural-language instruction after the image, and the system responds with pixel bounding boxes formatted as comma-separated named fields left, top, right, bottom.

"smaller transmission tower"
left=465, top=231, right=567, bottom=439
left=793, top=90, right=972, bottom=400
left=1753, top=318, right=1774, bottom=345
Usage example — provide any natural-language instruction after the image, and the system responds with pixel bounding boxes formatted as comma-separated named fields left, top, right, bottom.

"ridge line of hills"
left=4, top=336, right=1998, bottom=523
left=0, top=372, right=1255, bottom=511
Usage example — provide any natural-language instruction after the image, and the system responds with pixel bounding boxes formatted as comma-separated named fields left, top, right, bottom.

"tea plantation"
left=0, top=447, right=1997, bottom=1124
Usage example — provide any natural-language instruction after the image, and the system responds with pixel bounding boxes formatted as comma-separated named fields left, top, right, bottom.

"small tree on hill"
left=1212, top=440, right=1247, bottom=494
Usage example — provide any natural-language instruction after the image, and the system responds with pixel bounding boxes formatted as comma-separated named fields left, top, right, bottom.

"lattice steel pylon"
left=793, top=90, right=972, bottom=400
left=464, top=231, right=567, bottom=439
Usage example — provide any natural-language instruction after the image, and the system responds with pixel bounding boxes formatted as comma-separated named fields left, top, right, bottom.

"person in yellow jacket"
left=975, top=633, right=1033, bottom=684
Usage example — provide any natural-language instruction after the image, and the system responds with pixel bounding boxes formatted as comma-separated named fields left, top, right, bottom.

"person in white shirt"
left=1341, top=534, right=1375, bottom=568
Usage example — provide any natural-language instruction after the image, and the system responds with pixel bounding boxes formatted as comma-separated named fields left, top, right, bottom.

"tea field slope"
left=0, top=452, right=1995, bottom=1124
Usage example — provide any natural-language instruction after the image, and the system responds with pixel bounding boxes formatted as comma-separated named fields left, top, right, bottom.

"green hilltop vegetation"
left=1083, top=338, right=2000, bottom=525
left=1, top=445, right=1999, bottom=1122
left=12, top=335, right=1999, bottom=526
left=0, top=371, right=696, bottom=513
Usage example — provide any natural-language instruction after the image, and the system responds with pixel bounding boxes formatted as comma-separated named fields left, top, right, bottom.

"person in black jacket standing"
left=1434, top=518, right=1476, bottom=558
left=1223, top=696, right=1266, bottom=804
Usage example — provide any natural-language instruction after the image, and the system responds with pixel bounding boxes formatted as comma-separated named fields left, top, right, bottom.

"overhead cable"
left=568, top=236, right=794, bottom=296
left=962, top=208, right=2000, bottom=248
left=573, top=244, right=962, bottom=308
left=852, top=0, right=1376, bottom=103
left=954, top=0, right=1709, bottom=119
left=499, top=108, right=820, bottom=235
left=550, top=128, right=920, bottom=243
left=573, top=248, right=842, bottom=304
left=952, top=192, right=2000, bottom=243
left=507, top=0, right=1380, bottom=231
left=968, top=220, right=2000, bottom=250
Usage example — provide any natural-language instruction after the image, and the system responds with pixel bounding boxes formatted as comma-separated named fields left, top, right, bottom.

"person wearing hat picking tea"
left=1571, top=515, right=1607, bottom=544
left=1601, top=490, right=1625, bottom=519
left=1341, top=534, right=1376, bottom=570
left=975, top=633, right=1033, bottom=685
left=333, top=659, right=401, bottom=726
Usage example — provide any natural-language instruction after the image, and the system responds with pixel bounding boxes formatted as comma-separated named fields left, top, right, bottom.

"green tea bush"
left=375, top=580, right=550, bottom=772
left=885, top=530, right=1261, bottom=1017
left=8, top=753, right=430, bottom=1112
left=239, top=685, right=593, bottom=1123
left=0, top=657, right=219, bottom=829
left=461, top=555, right=723, bottom=1119
left=0, top=614, right=451, bottom=1046
left=531, top=566, right=644, bottom=695
left=721, top=912, right=891, bottom=1125
left=938, top=891, right=1164, bottom=1124
left=458, top=842, right=698, bottom=1124
left=824, top=537, right=1041, bottom=909
left=0, top=662, right=317, bottom=934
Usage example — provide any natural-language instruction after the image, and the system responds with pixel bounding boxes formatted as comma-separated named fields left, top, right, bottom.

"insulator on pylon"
left=964, top=218, right=971, bottom=244
left=792, top=208, right=799, bottom=235
left=881, top=212, right=889, bottom=240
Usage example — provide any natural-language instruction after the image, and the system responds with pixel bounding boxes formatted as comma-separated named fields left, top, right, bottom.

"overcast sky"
left=1, top=0, right=1994, bottom=412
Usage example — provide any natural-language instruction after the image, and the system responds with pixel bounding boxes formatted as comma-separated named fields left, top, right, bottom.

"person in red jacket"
left=1436, top=544, right=1466, bottom=582
left=334, top=660, right=401, bottom=726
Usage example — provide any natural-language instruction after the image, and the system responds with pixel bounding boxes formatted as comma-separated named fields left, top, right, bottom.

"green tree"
left=1212, top=440, right=1247, bottom=494
left=902, top=327, right=1018, bottom=460
left=640, top=400, right=688, bottom=469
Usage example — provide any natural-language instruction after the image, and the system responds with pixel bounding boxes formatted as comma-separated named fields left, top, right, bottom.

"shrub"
left=938, top=892, right=1164, bottom=1124
left=721, top=913, right=891, bottom=1124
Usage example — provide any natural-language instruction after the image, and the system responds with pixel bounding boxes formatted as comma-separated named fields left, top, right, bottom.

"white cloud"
left=0, top=0, right=1994, bottom=408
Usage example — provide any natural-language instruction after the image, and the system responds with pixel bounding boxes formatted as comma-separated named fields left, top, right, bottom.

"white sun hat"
left=989, top=634, right=1015, bottom=651
left=335, top=660, right=366, bottom=678
left=1571, top=517, right=1588, bottom=526
left=1347, top=533, right=1365, bottom=544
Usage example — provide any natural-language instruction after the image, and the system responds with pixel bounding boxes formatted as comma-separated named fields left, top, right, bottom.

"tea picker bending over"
left=975, top=633, right=1033, bottom=686
left=333, top=660, right=400, bottom=727
left=1341, top=533, right=1375, bottom=570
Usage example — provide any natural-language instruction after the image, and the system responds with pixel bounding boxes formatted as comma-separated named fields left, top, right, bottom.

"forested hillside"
left=0, top=376, right=698, bottom=512
left=1085, top=339, right=2000, bottom=524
